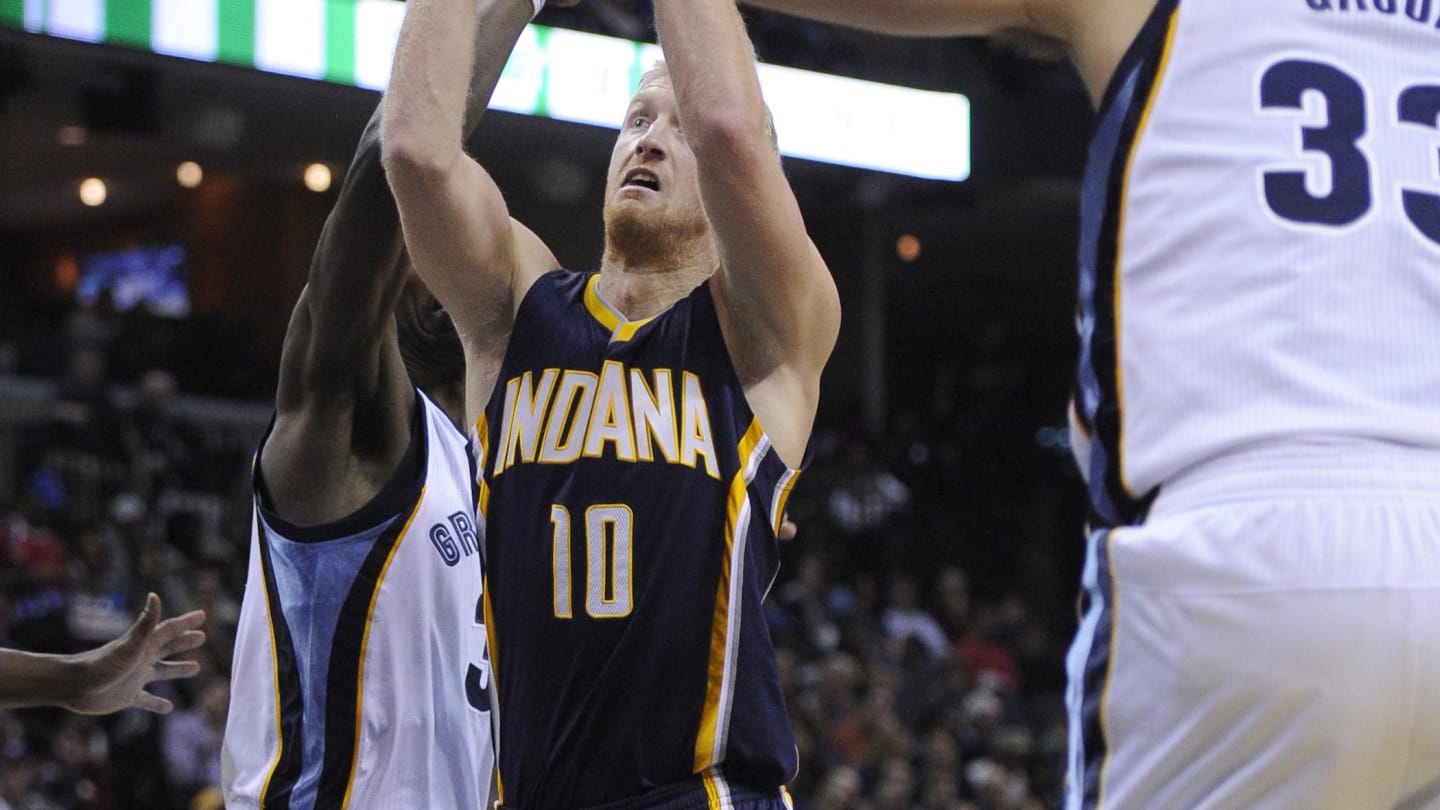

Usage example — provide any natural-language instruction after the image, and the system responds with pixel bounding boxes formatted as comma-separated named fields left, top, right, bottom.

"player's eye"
left=630, top=116, right=649, bottom=129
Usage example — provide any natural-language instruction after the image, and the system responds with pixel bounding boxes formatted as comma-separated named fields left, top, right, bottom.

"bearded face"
left=601, top=74, right=712, bottom=267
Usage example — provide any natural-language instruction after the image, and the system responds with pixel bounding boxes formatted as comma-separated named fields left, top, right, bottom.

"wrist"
left=52, top=653, right=94, bottom=709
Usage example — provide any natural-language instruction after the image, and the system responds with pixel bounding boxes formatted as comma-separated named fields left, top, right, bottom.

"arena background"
left=0, top=2, right=1095, bottom=807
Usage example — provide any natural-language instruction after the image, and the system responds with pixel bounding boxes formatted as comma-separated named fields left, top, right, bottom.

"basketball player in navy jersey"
left=219, top=2, right=576, bottom=806
left=383, top=0, right=841, bottom=806
left=732, top=1, right=1440, bottom=808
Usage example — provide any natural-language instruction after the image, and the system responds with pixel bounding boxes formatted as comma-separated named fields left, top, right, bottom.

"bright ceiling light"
left=177, top=161, right=204, bottom=188
left=304, top=163, right=332, bottom=193
left=79, top=178, right=107, bottom=207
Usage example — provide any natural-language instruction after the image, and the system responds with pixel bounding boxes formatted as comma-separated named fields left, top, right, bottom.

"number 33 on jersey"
left=1071, top=0, right=1440, bottom=526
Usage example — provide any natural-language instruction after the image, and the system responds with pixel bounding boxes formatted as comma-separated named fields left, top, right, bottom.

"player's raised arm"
left=265, top=0, right=549, bottom=523
left=262, top=98, right=416, bottom=525
left=383, top=0, right=565, bottom=423
left=652, top=0, right=839, bottom=465
left=735, top=0, right=1055, bottom=38
left=735, top=0, right=1146, bottom=106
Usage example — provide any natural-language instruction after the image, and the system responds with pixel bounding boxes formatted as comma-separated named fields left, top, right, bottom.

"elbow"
left=687, top=106, right=772, bottom=161
left=380, top=134, right=436, bottom=186
left=379, top=120, right=451, bottom=189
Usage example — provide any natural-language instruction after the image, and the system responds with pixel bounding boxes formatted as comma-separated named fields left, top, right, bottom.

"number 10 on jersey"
left=552, top=504, right=634, bottom=619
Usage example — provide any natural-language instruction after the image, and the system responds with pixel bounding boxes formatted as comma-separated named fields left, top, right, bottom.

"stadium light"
left=177, top=161, right=204, bottom=188
left=4, top=0, right=970, bottom=181
left=79, top=177, right=107, bottom=206
left=304, top=163, right=332, bottom=193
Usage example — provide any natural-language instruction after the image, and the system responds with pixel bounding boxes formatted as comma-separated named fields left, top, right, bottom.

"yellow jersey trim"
left=694, top=419, right=767, bottom=772
left=583, top=274, right=658, bottom=343
left=484, top=581, right=503, bottom=804
left=258, top=547, right=285, bottom=804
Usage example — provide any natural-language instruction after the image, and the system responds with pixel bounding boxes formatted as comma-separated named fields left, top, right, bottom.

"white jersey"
left=222, top=391, right=493, bottom=810
left=1072, top=0, right=1440, bottom=525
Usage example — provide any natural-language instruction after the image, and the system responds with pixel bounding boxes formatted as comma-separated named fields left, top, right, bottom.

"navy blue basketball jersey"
left=474, top=269, right=801, bottom=808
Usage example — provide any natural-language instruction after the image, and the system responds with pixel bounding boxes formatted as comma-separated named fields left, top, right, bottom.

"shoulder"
left=514, top=268, right=593, bottom=319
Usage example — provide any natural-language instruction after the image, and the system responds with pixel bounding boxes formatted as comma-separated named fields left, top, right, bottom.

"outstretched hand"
left=63, top=593, right=207, bottom=716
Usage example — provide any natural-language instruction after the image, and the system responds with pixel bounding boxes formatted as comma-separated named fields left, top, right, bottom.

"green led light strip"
left=5, top=0, right=970, bottom=180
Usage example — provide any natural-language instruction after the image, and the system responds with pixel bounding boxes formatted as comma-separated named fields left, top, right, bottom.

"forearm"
left=302, top=111, right=404, bottom=336
left=737, top=0, right=1023, bottom=37
left=462, top=0, right=536, bottom=146
left=0, top=649, right=84, bottom=710
left=655, top=0, right=769, bottom=150
left=308, top=0, right=532, bottom=355
left=382, top=0, right=482, bottom=173
left=383, top=0, right=534, bottom=361
left=384, top=0, right=532, bottom=155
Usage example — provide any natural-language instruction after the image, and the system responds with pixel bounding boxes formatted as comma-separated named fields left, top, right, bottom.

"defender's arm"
left=265, top=0, right=546, bottom=523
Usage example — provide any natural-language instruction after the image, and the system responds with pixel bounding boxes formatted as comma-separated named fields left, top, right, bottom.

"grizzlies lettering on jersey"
left=476, top=269, right=801, bottom=808
left=223, top=391, right=493, bottom=810
left=1071, top=0, right=1440, bottom=527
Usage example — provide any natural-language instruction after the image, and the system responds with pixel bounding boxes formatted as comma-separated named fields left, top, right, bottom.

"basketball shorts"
left=1066, top=441, right=1440, bottom=810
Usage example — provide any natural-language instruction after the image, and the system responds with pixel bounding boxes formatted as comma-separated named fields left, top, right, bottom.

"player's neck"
left=598, top=243, right=717, bottom=321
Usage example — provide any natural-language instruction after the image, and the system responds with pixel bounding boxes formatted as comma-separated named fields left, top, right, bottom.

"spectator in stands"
left=48, top=349, right=125, bottom=463
left=180, top=562, right=237, bottom=673
left=161, top=675, right=226, bottom=809
left=872, top=754, right=917, bottom=810
left=0, top=744, right=61, bottom=810
left=917, top=729, right=965, bottom=807
left=64, top=526, right=134, bottom=654
left=32, top=716, right=116, bottom=810
left=122, top=370, right=206, bottom=498
left=1, top=474, right=69, bottom=655
left=811, top=766, right=863, bottom=810
left=933, top=566, right=972, bottom=640
left=775, top=555, right=842, bottom=658
left=881, top=574, right=949, bottom=660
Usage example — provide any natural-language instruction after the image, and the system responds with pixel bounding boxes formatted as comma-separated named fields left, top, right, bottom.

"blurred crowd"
left=0, top=279, right=1082, bottom=810
left=1, top=295, right=249, bottom=810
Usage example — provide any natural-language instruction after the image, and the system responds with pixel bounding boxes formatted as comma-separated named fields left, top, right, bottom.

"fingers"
left=126, top=593, right=162, bottom=640
left=151, top=660, right=203, bottom=682
left=156, top=610, right=207, bottom=637
left=159, top=628, right=207, bottom=659
left=778, top=513, right=798, bottom=541
left=153, top=610, right=206, bottom=651
left=132, top=691, right=175, bottom=715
